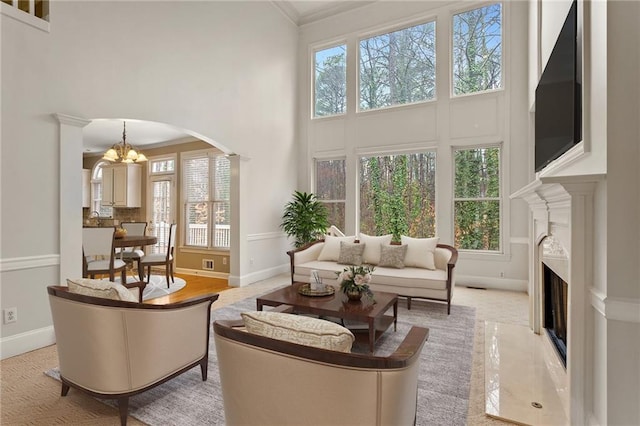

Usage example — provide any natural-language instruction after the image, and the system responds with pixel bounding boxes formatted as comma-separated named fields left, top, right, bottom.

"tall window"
left=454, top=147, right=501, bottom=251
left=182, top=152, right=230, bottom=249
left=359, top=20, right=436, bottom=111
left=90, top=161, right=113, bottom=218
left=359, top=152, right=436, bottom=240
left=452, top=3, right=502, bottom=96
left=314, top=44, right=347, bottom=118
left=315, top=159, right=346, bottom=231
left=147, top=156, right=176, bottom=254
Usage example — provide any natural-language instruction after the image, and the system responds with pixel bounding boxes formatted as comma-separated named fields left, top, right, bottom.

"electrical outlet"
left=4, top=307, right=17, bottom=324
left=499, top=271, right=504, bottom=278
left=222, top=257, right=227, bottom=265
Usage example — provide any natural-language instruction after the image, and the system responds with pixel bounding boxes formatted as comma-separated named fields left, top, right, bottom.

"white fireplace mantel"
left=511, top=173, right=604, bottom=425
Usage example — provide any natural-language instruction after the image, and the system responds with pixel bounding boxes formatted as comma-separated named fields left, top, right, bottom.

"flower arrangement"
left=336, top=265, right=374, bottom=300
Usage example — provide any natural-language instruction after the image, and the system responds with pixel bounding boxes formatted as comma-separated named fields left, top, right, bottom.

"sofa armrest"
left=286, top=240, right=325, bottom=284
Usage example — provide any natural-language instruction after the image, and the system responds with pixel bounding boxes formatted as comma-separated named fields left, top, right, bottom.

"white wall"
left=528, top=0, right=640, bottom=423
left=297, top=1, right=530, bottom=290
left=1, top=1, right=298, bottom=357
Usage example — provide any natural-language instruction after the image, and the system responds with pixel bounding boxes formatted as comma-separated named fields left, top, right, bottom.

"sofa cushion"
left=371, top=267, right=448, bottom=291
left=401, top=236, right=439, bottom=270
left=66, top=278, right=138, bottom=302
left=241, top=311, right=355, bottom=353
left=358, top=233, right=393, bottom=265
left=318, top=235, right=357, bottom=262
left=338, top=241, right=365, bottom=265
left=378, top=244, right=408, bottom=269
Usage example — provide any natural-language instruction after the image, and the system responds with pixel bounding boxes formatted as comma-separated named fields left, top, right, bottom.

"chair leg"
left=170, top=262, right=175, bottom=284
left=146, top=266, right=152, bottom=284
left=165, top=265, right=170, bottom=288
left=200, top=356, right=208, bottom=381
left=407, top=297, right=412, bottom=310
left=137, top=260, right=144, bottom=282
left=121, top=268, right=126, bottom=284
left=117, top=396, right=129, bottom=426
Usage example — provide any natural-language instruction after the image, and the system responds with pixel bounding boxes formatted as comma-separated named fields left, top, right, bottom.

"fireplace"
left=543, top=264, right=568, bottom=366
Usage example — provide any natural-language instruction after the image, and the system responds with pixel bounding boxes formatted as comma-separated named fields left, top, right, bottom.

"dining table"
left=113, top=234, right=158, bottom=249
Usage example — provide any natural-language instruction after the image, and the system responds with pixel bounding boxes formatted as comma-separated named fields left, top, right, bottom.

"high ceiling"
left=83, top=1, right=375, bottom=154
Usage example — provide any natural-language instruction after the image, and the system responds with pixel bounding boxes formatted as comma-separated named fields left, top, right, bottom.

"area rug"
left=112, top=275, right=186, bottom=301
left=45, top=295, right=475, bottom=425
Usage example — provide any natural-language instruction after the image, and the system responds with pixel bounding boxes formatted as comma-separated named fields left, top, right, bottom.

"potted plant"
left=281, top=191, right=329, bottom=248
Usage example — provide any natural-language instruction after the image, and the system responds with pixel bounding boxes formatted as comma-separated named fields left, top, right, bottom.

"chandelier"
left=102, top=122, right=148, bottom=163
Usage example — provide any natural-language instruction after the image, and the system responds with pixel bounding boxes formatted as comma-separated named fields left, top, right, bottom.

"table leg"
left=368, top=320, right=375, bottom=354
left=393, top=298, right=398, bottom=332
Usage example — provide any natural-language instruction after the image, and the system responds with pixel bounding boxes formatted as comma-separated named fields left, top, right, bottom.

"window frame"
left=450, top=1, right=505, bottom=99
left=180, top=149, right=231, bottom=251
left=356, top=17, right=438, bottom=113
left=452, top=144, right=503, bottom=253
left=311, top=41, right=348, bottom=120
left=90, top=160, right=113, bottom=218
left=313, top=156, right=347, bottom=232
left=356, top=148, right=438, bottom=239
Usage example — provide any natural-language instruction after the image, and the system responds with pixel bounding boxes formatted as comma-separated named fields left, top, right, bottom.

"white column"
left=54, top=113, right=91, bottom=284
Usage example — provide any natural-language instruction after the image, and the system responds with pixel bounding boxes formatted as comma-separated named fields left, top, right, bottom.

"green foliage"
left=360, top=153, right=436, bottom=241
left=281, top=191, right=330, bottom=248
left=454, top=147, right=500, bottom=251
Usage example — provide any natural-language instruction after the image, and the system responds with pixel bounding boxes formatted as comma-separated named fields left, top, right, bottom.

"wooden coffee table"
left=256, top=282, right=398, bottom=354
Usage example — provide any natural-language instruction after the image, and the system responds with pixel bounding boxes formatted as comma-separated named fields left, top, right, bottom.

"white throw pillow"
left=317, top=235, right=356, bottom=262
left=358, top=233, right=393, bottom=265
left=400, top=236, right=440, bottom=270
left=67, top=278, right=138, bottom=302
left=241, top=311, right=355, bottom=353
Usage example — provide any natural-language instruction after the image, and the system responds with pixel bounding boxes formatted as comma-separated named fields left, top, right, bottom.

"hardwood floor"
left=144, top=273, right=230, bottom=305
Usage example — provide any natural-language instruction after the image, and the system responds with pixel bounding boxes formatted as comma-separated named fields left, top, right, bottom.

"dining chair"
left=82, top=227, right=127, bottom=282
left=138, top=223, right=177, bottom=288
left=120, top=222, right=148, bottom=281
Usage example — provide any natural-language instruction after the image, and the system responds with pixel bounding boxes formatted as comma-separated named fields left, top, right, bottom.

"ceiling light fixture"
left=102, top=122, right=148, bottom=163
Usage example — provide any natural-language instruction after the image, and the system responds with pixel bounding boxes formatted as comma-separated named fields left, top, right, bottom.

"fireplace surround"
left=512, top=174, right=603, bottom=425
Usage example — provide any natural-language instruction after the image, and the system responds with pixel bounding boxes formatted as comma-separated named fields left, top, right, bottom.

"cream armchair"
left=213, top=316, right=429, bottom=426
left=47, top=286, right=218, bottom=426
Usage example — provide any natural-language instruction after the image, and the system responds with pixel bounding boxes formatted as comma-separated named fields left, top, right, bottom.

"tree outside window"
left=315, top=159, right=346, bottom=231
left=454, top=147, right=501, bottom=251
left=452, top=3, right=502, bottom=96
left=359, top=21, right=436, bottom=111
left=359, top=152, right=436, bottom=241
left=314, top=45, right=347, bottom=117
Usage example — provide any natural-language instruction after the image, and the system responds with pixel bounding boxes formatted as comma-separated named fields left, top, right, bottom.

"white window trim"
left=311, top=42, right=348, bottom=120
left=452, top=143, right=504, bottom=255
left=180, top=149, right=230, bottom=250
left=90, top=160, right=113, bottom=218
left=450, top=1, right=505, bottom=99
left=356, top=17, right=438, bottom=114
left=148, top=154, right=177, bottom=177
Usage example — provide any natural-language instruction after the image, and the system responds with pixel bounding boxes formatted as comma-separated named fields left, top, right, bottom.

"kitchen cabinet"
left=82, top=169, right=91, bottom=208
left=101, top=163, right=141, bottom=207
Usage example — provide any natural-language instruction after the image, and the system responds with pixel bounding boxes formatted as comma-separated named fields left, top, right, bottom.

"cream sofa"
left=287, top=236, right=458, bottom=314
left=214, top=312, right=429, bottom=425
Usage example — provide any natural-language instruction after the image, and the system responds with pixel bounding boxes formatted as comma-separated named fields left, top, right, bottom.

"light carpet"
left=46, top=295, right=475, bottom=425
left=112, top=274, right=186, bottom=301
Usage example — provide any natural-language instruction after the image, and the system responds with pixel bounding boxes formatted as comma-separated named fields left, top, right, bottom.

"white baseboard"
left=174, top=267, right=229, bottom=280
left=228, top=263, right=290, bottom=287
left=457, top=275, right=528, bottom=292
left=1, top=326, right=56, bottom=360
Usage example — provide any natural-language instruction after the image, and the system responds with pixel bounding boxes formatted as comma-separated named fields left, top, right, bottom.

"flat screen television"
left=534, top=1, right=582, bottom=172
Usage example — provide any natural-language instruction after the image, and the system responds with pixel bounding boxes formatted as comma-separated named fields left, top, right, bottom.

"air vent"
left=202, top=259, right=215, bottom=270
